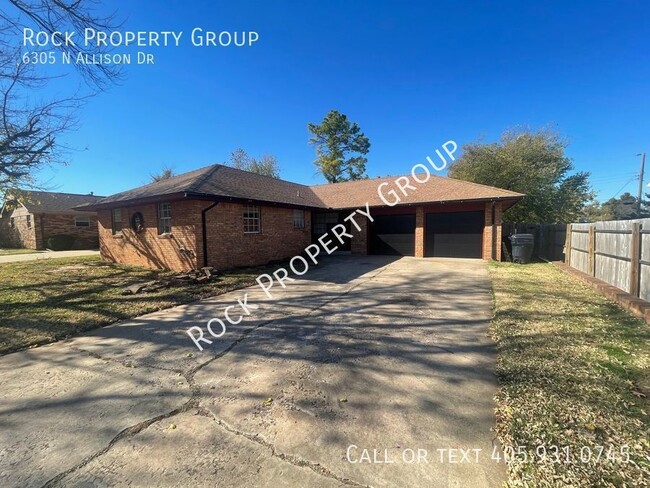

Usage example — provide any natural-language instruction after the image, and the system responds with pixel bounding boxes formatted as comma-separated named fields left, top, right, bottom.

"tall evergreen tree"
left=307, top=110, right=370, bottom=183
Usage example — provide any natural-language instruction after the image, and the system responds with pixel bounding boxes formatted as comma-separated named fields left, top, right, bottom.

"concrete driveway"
left=0, top=256, right=504, bottom=487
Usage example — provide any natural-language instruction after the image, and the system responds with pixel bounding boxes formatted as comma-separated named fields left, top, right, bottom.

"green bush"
left=46, top=234, right=75, bottom=251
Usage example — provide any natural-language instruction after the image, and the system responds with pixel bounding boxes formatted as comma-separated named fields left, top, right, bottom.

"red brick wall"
left=97, top=197, right=505, bottom=270
left=482, top=201, right=503, bottom=261
left=98, top=199, right=313, bottom=272
left=40, top=213, right=99, bottom=249
left=204, top=202, right=312, bottom=270
left=98, top=199, right=202, bottom=271
left=350, top=215, right=369, bottom=255
left=0, top=209, right=99, bottom=250
left=494, top=202, right=503, bottom=260
left=0, top=217, right=10, bottom=247
left=415, top=207, right=424, bottom=257
left=1, top=207, right=37, bottom=248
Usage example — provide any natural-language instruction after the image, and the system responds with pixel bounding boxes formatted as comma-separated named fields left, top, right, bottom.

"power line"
left=590, top=173, right=638, bottom=182
left=610, top=176, right=638, bottom=199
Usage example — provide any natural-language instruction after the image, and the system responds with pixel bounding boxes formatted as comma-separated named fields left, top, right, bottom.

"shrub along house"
left=77, top=164, right=523, bottom=272
left=0, top=190, right=104, bottom=250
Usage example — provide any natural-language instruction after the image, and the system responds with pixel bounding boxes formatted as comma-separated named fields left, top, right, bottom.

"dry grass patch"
left=489, top=262, right=650, bottom=487
left=0, top=256, right=274, bottom=355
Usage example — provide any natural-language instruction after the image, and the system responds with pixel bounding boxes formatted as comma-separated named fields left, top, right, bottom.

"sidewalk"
left=0, top=250, right=100, bottom=264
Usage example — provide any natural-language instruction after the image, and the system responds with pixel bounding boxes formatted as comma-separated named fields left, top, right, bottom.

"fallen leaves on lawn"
left=489, top=262, right=650, bottom=487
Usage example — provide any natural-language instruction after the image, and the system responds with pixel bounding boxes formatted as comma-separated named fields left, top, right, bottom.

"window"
left=313, top=212, right=338, bottom=235
left=243, top=205, right=260, bottom=233
left=74, top=216, right=90, bottom=227
left=112, top=208, right=122, bottom=235
left=158, top=202, right=172, bottom=235
left=293, top=209, right=305, bottom=229
left=9, top=217, right=14, bottom=228
left=26, top=215, right=31, bottom=229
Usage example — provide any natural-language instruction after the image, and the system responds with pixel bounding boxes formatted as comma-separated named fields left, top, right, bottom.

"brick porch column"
left=482, top=203, right=493, bottom=260
left=494, top=202, right=503, bottom=261
left=415, top=206, right=424, bottom=257
left=482, top=202, right=503, bottom=261
left=351, top=215, right=368, bottom=255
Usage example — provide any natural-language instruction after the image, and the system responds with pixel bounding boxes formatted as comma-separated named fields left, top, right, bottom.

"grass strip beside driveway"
left=489, top=262, right=650, bottom=487
left=0, top=256, right=271, bottom=355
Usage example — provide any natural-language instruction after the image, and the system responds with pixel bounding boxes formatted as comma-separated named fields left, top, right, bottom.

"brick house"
left=78, top=164, right=523, bottom=272
left=0, top=190, right=104, bottom=250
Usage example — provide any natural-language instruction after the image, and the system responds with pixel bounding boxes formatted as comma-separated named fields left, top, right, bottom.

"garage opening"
left=312, top=211, right=352, bottom=251
left=425, top=211, right=483, bottom=258
left=369, top=214, right=415, bottom=256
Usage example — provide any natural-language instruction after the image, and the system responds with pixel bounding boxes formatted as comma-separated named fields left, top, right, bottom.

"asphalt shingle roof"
left=8, top=190, right=104, bottom=213
left=94, top=164, right=324, bottom=208
left=310, top=174, right=524, bottom=209
left=82, top=164, right=524, bottom=210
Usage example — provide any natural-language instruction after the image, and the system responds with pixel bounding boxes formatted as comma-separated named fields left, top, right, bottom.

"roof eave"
left=183, top=191, right=327, bottom=210
left=321, top=194, right=524, bottom=211
left=72, top=191, right=189, bottom=211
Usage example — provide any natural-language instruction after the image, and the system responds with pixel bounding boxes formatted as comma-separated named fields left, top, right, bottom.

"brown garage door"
left=425, top=211, right=483, bottom=258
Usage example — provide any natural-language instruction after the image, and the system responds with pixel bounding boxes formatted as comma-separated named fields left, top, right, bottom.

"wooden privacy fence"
left=565, top=218, right=650, bottom=301
left=503, top=223, right=567, bottom=261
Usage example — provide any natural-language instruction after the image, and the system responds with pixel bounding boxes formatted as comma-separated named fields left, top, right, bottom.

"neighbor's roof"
left=81, top=163, right=524, bottom=210
left=310, top=174, right=524, bottom=209
left=7, top=190, right=104, bottom=214
left=88, top=164, right=324, bottom=208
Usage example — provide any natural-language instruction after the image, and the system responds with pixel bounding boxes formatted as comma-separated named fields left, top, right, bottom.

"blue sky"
left=27, top=0, right=650, bottom=201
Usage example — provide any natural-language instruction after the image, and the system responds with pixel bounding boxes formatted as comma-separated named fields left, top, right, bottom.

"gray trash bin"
left=509, top=234, right=534, bottom=264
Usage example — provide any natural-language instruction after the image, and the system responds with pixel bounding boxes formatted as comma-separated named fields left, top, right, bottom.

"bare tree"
left=228, top=148, right=281, bottom=178
left=0, top=0, right=123, bottom=193
left=0, top=53, right=77, bottom=189
left=3, top=0, right=123, bottom=89
left=150, top=166, right=174, bottom=183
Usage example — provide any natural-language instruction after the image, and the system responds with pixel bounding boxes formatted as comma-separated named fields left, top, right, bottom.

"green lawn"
left=489, top=262, right=650, bottom=487
left=0, top=256, right=273, bottom=355
left=0, top=248, right=41, bottom=255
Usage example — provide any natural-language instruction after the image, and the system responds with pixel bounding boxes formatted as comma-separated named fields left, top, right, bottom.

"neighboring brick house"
left=0, top=190, right=104, bottom=250
left=78, top=164, right=523, bottom=272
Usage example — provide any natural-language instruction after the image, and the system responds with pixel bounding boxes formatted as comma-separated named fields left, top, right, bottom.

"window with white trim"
left=243, top=205, right=260, bottom=233
left=112, top=208, right=122, bottom=235
left=293, top=209, right=305, bottom=229
left=158, top=202, right=172, bottom=234
left=74, top=216, right=90, bottom=227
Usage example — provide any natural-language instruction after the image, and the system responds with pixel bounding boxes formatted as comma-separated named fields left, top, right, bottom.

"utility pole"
left=638, top=152, right=646, bottom=216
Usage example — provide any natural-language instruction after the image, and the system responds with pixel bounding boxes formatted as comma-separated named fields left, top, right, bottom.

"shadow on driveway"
left=0, top=255, right=505, bottom=488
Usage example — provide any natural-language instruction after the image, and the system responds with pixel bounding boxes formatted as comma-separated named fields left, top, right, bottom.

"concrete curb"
left=553, top=261, right=650, bottom=325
